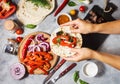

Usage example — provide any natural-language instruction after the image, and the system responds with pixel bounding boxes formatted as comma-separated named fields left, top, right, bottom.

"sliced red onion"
left=28, top=45, right=35, bottom=52
left=31, top=39, right=38, bottom=45
left=32, top=45, right=41, bottom=52
left=10, top=63, right=26, bottom=80
left=35, top=34, right=47, bottom=42
left=39, top=42, right=50, bottom=51
left=40, top=35, right=47, bottom=41
left=39, top=44, right=47, bottom=52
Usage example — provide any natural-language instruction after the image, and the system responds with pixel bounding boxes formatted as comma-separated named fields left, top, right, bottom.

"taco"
left=50, top=26, right=82, bottom=57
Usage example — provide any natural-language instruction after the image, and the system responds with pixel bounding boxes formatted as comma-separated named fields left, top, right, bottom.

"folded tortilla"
left=50, top=26, right=83, bottom=57
left=16, top=0, right=55, bottom=25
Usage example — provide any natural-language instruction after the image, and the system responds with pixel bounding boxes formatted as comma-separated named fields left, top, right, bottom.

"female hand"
left=60, top=18, right=95, bottom=34
left=63, top=48, right=94, bottom=62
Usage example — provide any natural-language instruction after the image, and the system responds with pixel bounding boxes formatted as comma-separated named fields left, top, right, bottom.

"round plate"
left=18, top=31, right=58, bottom=74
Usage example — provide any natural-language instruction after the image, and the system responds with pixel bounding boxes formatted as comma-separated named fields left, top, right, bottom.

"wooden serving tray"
left=18, top=32, right=58, bottom=74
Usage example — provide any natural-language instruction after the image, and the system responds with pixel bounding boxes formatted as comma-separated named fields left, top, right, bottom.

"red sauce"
left=57, top=14, right=70, bottom=25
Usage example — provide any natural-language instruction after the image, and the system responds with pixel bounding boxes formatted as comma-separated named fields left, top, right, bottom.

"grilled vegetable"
left=23, top=51, right=53, bottom=74
left=21, top=35, right=35, bottom=60
left=0, top=0, right=16, bottom=19
left=52, top=33, right=77, bottom=48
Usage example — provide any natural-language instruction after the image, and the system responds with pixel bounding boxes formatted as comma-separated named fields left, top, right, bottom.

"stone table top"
left=0, top=0, right=120, bottom=84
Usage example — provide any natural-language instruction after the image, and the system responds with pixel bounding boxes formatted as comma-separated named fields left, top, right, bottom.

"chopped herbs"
left=69, top=37, right=73, bottom=42
left=6, top=2, right=10, bottom=6
left=56, top=31, right=64, bottom=36
left=27, top=0, right=51, bottom=9
left=68, top=1, right=76, bottom=7
left=57, top=38, right=61, bottom=43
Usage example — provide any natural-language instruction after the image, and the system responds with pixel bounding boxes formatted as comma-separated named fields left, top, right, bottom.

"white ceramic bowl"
left=56, top=13, right=72, bottom=25
left=82, top=61, right=98, bottom=77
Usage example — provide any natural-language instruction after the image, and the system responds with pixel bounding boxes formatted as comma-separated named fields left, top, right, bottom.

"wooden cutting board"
left=18, top=31, right=58, bottom=74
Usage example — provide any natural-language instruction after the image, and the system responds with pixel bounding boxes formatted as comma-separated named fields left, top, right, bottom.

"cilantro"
left=6, top=2, right=10, bottom=6
left=56, top=31, right=64, bottom=36
left=27, top=0, right=51, bottom=9
left=57, top=38, right=61, bottom=43
left=69, top=37, right=73, bottom=42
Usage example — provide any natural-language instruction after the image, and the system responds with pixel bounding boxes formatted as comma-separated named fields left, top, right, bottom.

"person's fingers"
left=70, top=48, right=80, bottom=52
left=60, top=20, right=78, bottom=27
left=60, top=22, right=73, bottom=27
left=63, top=55, right=78, bottom=61
left=71, top=29, right=80, bottom=33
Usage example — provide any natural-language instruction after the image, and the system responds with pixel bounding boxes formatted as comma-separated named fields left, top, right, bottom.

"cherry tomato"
left=79, top=6, right=86, bottom=12
left=16, top=37, right=23, bottom=43
left=15, top=28, right=24, bottom=35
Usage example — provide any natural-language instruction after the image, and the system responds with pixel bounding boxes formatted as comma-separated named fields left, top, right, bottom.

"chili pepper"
left=54, top=0, right=69, bottom=16
left=0, top=0, right=16, bottom=19
left=22, top=35, right=35, bottom=59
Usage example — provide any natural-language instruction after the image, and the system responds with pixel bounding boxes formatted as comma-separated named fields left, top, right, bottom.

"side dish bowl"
left=56, top=13, right=72, bottom=25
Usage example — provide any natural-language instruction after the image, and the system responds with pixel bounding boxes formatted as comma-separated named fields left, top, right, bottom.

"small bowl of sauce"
left=82, top=61, right=99, bottom=77
left=57, top=13, right=72, bottom=25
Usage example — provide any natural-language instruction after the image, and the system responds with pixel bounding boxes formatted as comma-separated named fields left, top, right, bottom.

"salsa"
left=57, top=14, right=71, bottom=25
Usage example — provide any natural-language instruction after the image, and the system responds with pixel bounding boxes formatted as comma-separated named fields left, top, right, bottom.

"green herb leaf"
left=25, top=24, right=37, bottom=29
left=69, top=37, right=73, bottom=42
left=79, top=79, right=89, bottom=84
left=27, top=0, right=51, bottom=9
left=73, top=71, right=79, bottom=83
left=57, top=38, right=61, bottom=43
left=56, top=31, right=64, bottom=36
left=6, top=2, right=10, bottom=6
left=68, top=1, right=76, bottom=7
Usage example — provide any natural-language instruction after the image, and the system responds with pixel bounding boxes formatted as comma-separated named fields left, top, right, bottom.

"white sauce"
left=83, top=62, right=98, bottom=77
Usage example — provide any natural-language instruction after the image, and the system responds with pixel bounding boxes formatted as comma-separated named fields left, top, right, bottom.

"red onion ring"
left=10, top=63, right=26, bottom=80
